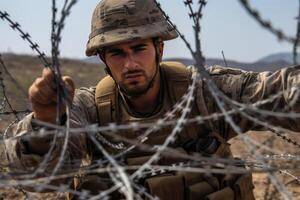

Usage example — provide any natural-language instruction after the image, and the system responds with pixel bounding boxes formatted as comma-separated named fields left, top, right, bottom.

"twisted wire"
left=238, top=0, right=296, bottom=44
left=1, top=1, right=300, bottom=199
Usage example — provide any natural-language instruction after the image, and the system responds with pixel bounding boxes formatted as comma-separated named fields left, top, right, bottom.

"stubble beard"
left=119, top=70, right=153, bottom=97
left=120, top=78, right=152, bottom=97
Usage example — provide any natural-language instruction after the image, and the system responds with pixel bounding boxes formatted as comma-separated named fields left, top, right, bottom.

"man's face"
left=104, top=38, right=162, bottom=96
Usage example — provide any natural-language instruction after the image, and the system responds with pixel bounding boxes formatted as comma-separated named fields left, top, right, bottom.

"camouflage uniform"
left=5, top=62, right=300, bottom=199
left=5, top=0, right=300, bottom=199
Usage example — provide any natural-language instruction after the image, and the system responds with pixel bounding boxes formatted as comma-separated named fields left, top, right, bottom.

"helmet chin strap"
left=98, top=38, right=162, bottom=98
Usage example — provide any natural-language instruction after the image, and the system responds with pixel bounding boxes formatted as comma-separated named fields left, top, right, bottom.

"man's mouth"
left=124, top=71, right=144, bottom=81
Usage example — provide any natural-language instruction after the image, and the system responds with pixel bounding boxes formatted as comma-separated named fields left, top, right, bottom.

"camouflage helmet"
left=85, top=0, right=178, bottom=56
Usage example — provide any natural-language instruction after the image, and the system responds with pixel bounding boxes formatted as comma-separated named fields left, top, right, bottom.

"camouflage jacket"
left=4, top=64, right=300, bottom=198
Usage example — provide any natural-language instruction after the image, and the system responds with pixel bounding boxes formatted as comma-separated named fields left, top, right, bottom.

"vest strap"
left=95, top=62, right=193, bottom=126
left=95, top=76, right=116, bottom=126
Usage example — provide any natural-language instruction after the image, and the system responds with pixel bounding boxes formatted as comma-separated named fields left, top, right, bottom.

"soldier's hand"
left=29, top=68, right=75, bottom=124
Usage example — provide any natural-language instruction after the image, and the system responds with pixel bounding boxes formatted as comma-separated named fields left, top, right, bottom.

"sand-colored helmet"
left=85, top=0, right=178, bottom=56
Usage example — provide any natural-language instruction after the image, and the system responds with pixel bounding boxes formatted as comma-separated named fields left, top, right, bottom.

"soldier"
left=5, top=0, right=300, bottom=199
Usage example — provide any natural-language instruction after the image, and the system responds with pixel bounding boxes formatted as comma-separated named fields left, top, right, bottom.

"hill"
left=2, top=53, right=106, bottom=88
left=257, top=52, right=300, bottom=64
left=0, top=53, right=106, bottom=130
left=164, top=57, right=292, bottom=72
left=85, top=54, right=293, bottom=72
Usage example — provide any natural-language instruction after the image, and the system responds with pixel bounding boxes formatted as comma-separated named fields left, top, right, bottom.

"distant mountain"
left=82, top=53, right=294, bottom=72
left=164, top=57, right=291, bottom=72
left=257, top=52, right=300, bottom=64
left=84, top=56, right=103, bottom=64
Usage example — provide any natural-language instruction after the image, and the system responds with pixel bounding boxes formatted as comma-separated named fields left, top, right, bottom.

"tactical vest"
left=94, top=62, right=207, bottom=155
left=70, top=62, right=255, bottom=200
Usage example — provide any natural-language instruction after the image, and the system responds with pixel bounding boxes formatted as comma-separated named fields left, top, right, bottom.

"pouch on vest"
left=188, top=181, right=215, bottom=200
left=69, top=175, right=117, bottom=200
left=158, top=147, right=188, bottom=165
left=145, top=174, right=185, bottom=200
left=205, top=187, right=235, bottom=200
left=126, top=148, right=188, bottom=166
left=127, top=155, right=152, bottom=166
left=177, top=171, right=205, bottom=186
left=181, top=171, right=220, bottom=200
left=233, top=173, right=255, bottom=200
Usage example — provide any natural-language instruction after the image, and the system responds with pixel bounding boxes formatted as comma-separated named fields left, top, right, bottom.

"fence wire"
left=0, top=0, right=300, bottom=200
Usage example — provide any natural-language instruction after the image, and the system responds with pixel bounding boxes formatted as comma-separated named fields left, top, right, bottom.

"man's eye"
left=111, top=52, right=123, bottom=56
left=134, top=47, right=146, bottom=52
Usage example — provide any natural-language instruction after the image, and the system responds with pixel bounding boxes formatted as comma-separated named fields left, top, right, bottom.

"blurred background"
left=1, top=0, right=299, bottom=66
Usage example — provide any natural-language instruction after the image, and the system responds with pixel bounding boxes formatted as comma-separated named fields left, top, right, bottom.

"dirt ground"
left=230, top=131, right=300, bottom=200
left=0, top=131, right=299, bottom=200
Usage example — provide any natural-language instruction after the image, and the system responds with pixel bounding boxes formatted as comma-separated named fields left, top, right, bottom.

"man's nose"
left=123, top=54, right=138, bottom=72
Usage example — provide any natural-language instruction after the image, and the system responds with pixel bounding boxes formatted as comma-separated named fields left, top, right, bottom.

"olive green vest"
left=95, top=61, right=192, bottom=126
left=94, top=62, right=203, bottom=156
left=70, top=62, right=255, bottom=200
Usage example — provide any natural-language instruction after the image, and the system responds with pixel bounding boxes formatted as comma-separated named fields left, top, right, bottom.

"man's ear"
left=159, top=41, right=164, bottom=62
left=97, top=50, right=113, bottom=76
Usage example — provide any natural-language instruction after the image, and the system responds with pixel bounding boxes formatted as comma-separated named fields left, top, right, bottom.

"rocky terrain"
left=0, top=54, right=299, bottom=199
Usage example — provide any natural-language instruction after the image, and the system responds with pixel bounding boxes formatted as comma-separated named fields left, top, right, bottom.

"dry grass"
left=230, top=131, right=300, bottom=199
left=1, top=54, right=299, bottom=199
left=0, top=53, right=106, bottom=130
left=1, top=53, right=106, bottom=199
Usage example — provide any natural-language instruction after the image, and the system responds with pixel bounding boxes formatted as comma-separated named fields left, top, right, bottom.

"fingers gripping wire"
left=1, top=1, right=300, bottom=200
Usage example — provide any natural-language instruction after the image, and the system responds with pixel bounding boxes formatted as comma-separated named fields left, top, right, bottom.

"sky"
left=0, top=0, right=298, bottom=63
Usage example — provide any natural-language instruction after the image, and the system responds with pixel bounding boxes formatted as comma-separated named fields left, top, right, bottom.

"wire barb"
left=239, top=0, right=296, bottom=44
left=1, top=1, right=300, bottom=199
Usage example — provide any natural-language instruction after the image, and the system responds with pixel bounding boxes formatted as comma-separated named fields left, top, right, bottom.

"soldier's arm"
left=4, top=87, right=97, bottom=192
left=203, top=65, right=300, bottom=139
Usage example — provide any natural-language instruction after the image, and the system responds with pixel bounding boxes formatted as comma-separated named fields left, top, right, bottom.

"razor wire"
left=239, top=0, right=300, bottom=66
left=238, top=0, right=297, bottom=44
left=0, top=0, right=300, bottom=200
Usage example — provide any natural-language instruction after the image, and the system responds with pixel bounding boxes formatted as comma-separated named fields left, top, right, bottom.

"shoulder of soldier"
left=160, top=61, right=192, bottom=80
left=74, top=86, right=96, bottom=108
left=161, top=62, right=249, bottom=77
left=203, top=65, right=254, bottom=100
left=206, top=65, right=249, bottom=76
left=94, top=75, right=116, bottom=103
left=75, top=86, right=96, bottom=97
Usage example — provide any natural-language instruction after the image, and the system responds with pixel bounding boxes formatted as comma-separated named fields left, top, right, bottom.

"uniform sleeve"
left=4, top=87, right=98, bottom=191
left=200, top=65, right=300, bottom=140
